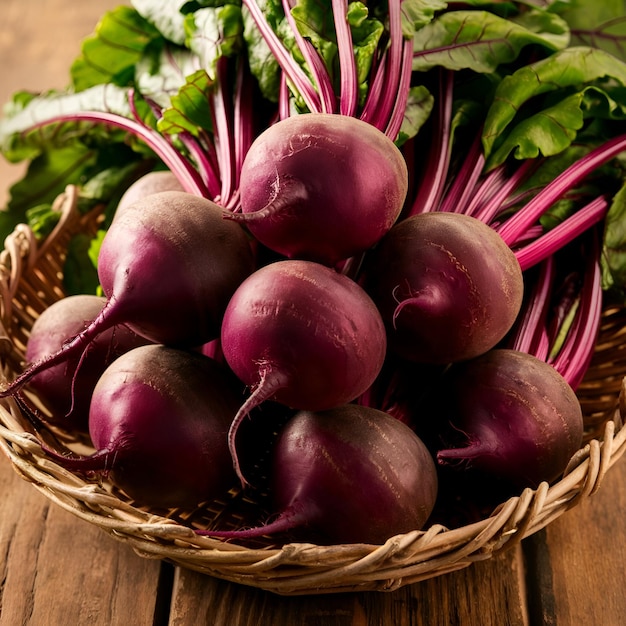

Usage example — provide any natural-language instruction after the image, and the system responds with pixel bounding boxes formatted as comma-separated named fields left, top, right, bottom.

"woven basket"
left=1, top=185, right=626, bottom=595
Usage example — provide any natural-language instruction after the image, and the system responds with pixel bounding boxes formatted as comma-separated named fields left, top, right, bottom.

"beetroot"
left=220, top=259, right=387, bottom=485
left=0, top=190, right=255, bottom=397
left=226, top=113, right=408, bottom=266
left=114, top=170, right=184, bottom=221
left=365, top=212, right=524, bottom=363
left=436, top=348, right=584, bottom=490
left=24, top=294, right=150, bottom=431
left=41, top=345, right=241, bottom=508
left=200, top=404, right=438, bottom=544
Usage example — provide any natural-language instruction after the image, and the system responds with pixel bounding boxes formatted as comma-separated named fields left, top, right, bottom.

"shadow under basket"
left=1, top=185, right=626, bottom=596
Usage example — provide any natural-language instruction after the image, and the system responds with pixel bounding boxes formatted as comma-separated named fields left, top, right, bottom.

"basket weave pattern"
left=1, top=185, right=626, bottom=595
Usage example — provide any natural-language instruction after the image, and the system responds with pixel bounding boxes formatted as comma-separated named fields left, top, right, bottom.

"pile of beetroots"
left=0, top=113, right=587, bottom=545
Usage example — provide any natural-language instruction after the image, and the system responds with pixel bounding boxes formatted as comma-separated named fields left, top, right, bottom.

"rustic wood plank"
left=524, top=456, right=626, bottom=625
left=0, top=458, right=164, bottom=625
left=168, top=545, right=527, bottom=626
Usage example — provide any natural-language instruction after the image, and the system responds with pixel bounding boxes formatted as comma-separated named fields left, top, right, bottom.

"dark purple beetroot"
left=436, top=348, right=584, bottom=491
left=25, top=294, right=151, bottom=431
left=228, top=113, right=408, bottom=266
left=200, top=404, right=438, bottom=545
left=42, top=345, right=241, bottom=509
left=365, top=212, right=524, bottom=364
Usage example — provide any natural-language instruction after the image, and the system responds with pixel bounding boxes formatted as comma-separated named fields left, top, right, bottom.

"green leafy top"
left=412, top=8, right=570, bottom=73
left=483, top=46, right=626, bottom=168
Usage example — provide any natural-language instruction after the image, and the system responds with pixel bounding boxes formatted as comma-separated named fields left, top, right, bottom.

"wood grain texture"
left=168, top=547, right=527, bottom=626
left=0, top=456, right=162, bottom=625
left=526, top=458, right=626, bottom=626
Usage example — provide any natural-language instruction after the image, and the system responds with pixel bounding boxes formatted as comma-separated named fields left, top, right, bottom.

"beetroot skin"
left=436, top=348, right=584, bottom=489
left=230, top=113, right=408, bottom=266
left=199, top=404, right=439, bottom=545
left=365, top=212, right=524, bottom=364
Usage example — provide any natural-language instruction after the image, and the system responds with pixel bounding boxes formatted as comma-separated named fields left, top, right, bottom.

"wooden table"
left=2, top=3, right=626, bottom=624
